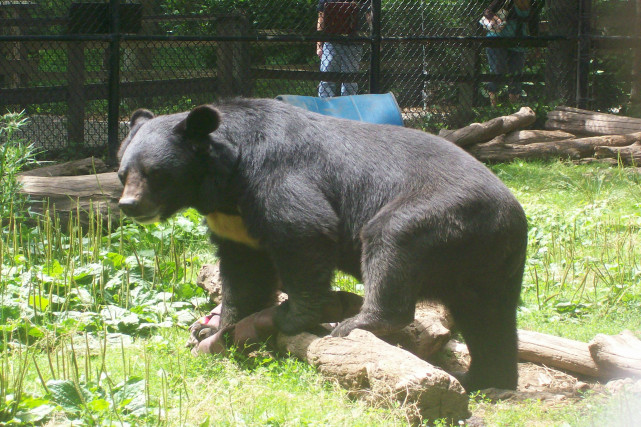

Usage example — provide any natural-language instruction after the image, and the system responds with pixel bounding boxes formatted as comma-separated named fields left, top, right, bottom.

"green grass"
left=470, top=386, right=641, bottom=427
left=491, top=161, right=641, bottom=342
left=2, top=120, right=641, bottom=427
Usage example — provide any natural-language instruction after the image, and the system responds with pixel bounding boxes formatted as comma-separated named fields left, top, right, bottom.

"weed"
left=0, top=112, right=41, bottom=220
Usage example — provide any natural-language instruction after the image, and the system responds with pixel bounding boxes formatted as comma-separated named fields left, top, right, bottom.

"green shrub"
left=0, top=112, right=39, bottom=219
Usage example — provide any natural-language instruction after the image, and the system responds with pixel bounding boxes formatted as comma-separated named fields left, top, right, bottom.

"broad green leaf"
left=106, top=252, right=126, bottom=268
left=15, top=404, right=55, bottom=423
left=44, top=260, right=63, bottom=277
left=86, top=398, right=110, bottom=413
left=27, top=325, right=45, bottom=338
left=113, top=377, right=147, bottom=416
left=46, top=380, right=89, bottom=413
left=28, top=295, right=50, bottom=311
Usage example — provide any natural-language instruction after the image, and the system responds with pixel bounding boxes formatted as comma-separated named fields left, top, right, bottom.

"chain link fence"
left=1, top=0, right=639, bottom=161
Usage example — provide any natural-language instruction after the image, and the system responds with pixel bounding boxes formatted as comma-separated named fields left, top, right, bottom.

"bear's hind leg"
left=448, top=277, right=521, bottom=392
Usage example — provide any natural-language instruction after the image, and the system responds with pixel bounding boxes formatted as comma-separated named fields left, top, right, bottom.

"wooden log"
left=438, top=107, right=536, bottom=148
left=277, top=329, right=469, bottom=423
left=589, top=330, right=641, bottom=379
left=517, top=330, right=603, bottom=378
left=498, top=129, right=576, bottom=146
left=382, top=302, right=453, bottom=360
left=441, top=331, right=603, bottom=379
left=546, top=106, right=641, bottom=136
left=196, top=263, right=223, bottom=303
left=19, top=157, right=111, bottom=177
left=468, top=132, right=641, bottom=163
left=574, top=157, right=620, bottom=167
left=195, top=264, right=453, bottom=359
left=17, top=172, right=122, bottom=226
left=595, top=143, right=641, bottom=165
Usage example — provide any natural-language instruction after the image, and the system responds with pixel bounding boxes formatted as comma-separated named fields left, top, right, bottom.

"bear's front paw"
left=330, top=317, right=360, bottom=337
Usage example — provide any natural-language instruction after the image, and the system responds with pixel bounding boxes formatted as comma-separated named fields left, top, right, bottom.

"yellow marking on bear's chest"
left=206, top=212, right=260, bottom=248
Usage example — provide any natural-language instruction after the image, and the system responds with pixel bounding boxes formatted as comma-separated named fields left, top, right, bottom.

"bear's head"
left=117, top=105, right=222, bottom=223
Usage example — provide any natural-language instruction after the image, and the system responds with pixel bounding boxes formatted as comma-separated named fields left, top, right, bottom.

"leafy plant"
left=0, top=112, right=40, bottom=220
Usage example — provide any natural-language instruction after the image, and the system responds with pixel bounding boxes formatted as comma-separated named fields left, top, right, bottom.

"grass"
left=1, top=114, right=640, bottom=425
left=469, top=388, right=641, bottom=427
left=491, top=161, right=641, bottom=342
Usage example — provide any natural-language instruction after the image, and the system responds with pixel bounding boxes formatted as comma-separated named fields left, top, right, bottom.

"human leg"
left=486, top=47, right=508, bottom=105
left=507, top=49, right=526, bottom=101
left=319, top=42, right=338, bottom=98
left=337, top=43, right=363, bottom=96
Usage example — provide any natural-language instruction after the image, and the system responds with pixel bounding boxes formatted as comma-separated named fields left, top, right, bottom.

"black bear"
left=117, top=98, right=528, bottom=391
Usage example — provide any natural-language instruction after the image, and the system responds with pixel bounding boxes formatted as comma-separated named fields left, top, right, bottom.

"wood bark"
left=196, top=263, right=223, bottom=303
left=439, top=107, right=536, bottom=147
left=595, top=143, right=641, bottom=165
left=517, top=330, right=603, bottom=378
left=468, top=132, right=641, bottom=163
left=277, top=329, right=469, bottom=423
left=546, top=106, right=641, bottom=136
left=195, top=265, right=453, bottom=359
left=382, top=302, right=453, bottom=360
left=484, top=129, right=576, bottom=146
left=17, top=172, right=122, bottom=226
left=19, top=157, right=111, bottom=177
left=575, top=157, right=620, bottom=167
left=589, top=330, right=641, bottom=379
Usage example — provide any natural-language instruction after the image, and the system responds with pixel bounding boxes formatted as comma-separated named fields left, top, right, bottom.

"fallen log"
left=439, top=107, right=536, bottom=148
left=20, top=157, right=111, bottom=177
left=488, top=129, right=576, bottom=146
left=468, top=132, right=641, bottom=163
left=195, top=264, right=453, bottom=359
left=595, top=143, right=641, bottom=165
left=589, top=330, right=641, bottom=379
left=517, top=330, right=603, bottom=378
left=277, top=329, right=469, bottom=423
left=546, top=106, right=641, bottom=136
left=435, top=330, right=641, bottom=382
left=196, top=263, right=223, bottom=303
left=17, top=172, right=122, bottom=226
left=575, top=157, right=620, bottom=166
left=382, top=302, right=453, bottom=360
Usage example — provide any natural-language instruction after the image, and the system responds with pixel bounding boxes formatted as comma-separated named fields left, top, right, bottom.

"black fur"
left=117, top=98, right=528, bottom=391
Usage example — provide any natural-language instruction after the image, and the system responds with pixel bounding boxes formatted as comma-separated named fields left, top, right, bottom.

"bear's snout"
left=118, top=196, right=160, bottom=224
left=118, top=197, right=139, bottom=215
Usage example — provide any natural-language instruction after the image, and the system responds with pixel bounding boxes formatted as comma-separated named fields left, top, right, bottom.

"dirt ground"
left=431, top=339, right=641, bottom=426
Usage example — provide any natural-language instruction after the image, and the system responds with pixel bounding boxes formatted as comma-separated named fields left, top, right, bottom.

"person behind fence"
left=481, top=0, right=539, bottom=106
left=317, top=1, right=370, bottom=98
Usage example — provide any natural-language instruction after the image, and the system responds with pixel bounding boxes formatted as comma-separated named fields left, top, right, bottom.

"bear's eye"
left=146, top=168, right=169, bottom=184
left=117, top=171, right=126, bottom=185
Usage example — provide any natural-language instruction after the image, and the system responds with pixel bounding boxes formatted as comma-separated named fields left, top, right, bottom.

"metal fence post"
left=107, top=0, right=121, bottom=164
left=369, top=0, right=381, bottom=94
left=216, top=15, right=251, bottom=98
left=577, top=0, right=591, bottom=109
left=67, top=39, right=86, bottom=145
left=632, top=0, right=641, bottom=109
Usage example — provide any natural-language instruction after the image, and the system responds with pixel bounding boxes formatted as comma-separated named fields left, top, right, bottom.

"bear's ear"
left=118, top=109, right=155, bottom=162
left=179, top=105, right=221, bottom=138
left=130, top=109, right=154, bottom=128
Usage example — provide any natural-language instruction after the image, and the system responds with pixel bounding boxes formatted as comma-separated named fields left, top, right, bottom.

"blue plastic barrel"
left=275, top=93, right=404, bottom=126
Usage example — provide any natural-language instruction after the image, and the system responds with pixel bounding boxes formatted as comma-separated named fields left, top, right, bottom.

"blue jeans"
left=486, top=47, right=525, bottom=95
left=319, top=42, right=363, bottom=98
